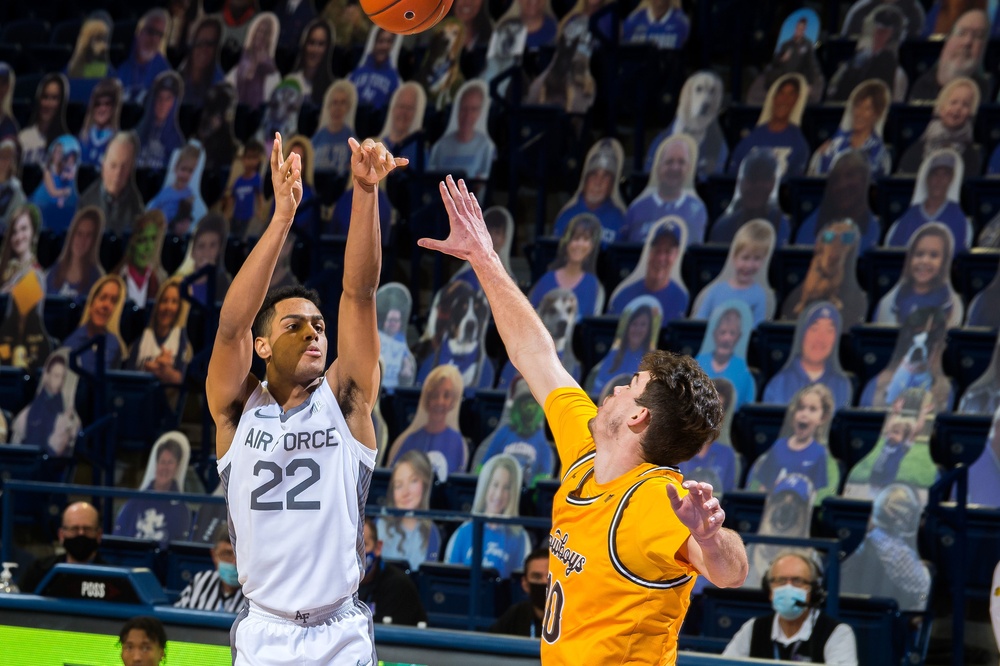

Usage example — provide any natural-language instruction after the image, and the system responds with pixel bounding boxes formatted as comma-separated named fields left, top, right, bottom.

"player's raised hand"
left=418, top=175, right=490, bottom=262
left=349, top=137, right=408, bottom=190
left=667, top=480, right=725, bottom=543
left=271, top=132, right=302, bottom=223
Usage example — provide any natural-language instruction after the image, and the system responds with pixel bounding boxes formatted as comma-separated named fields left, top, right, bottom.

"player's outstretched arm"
left=419, top=176, right=577, bottom=407
left=208, top=133, right=302, bottom=457
left=670, top=481, right=749, bottom=588
left=329, top=138, right=407, bottom=449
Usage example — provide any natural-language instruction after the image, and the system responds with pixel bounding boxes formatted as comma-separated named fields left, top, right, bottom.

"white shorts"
left=231, top=597, right=376, bottom=666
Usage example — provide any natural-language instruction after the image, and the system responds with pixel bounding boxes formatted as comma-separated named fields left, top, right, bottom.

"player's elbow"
left=712, top=556, right=750, bottom=589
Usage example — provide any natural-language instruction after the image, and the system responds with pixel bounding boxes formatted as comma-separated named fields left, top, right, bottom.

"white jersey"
left=219, top=378, right=376, bottom=617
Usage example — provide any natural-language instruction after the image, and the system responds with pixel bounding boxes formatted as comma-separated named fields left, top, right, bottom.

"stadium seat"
left=681, top=243, right=728, bottom=298
left=416, top=562, right=508, bottom=630
left=873, top=176, right=916, bottom=225
left=719, top=490, right=765, bottom=534
left=731, top=404, right=786, bottom=468
left=49, top=18, right=81, bottom=46
left=529, top=236, right=559, bottom=285
left=0, top=365, right=33, bottom=416
left=573, top=315, right=619, bottom=381
left=816, top=38, right=856, bottom=79
left=26, top=44, right=71, bottom=74
left=768, top=247, right=813, bottom=312
left=533, top=479, right=560, bottom=519
left=460, top=389, right=507, bottom=452
left=438, top=473, right=479, bottom=513
left=0, top=19, right=50, bottom=50
left=800, top=105, right=844, bottom=148
left=817, top=496, right=873, bottom=559
left=943, top=328, right=997, bottom=396
left=929, top=412, right=991, bottom=469
left=751, top=321, right=795, bottom=387
left=598, top=242, right=643, bottom=294
left=163, top=540, right=214, bottom=601
left=782, top=176, right=828, bottom=228
left=857, top=247, right=906, bottom=308
left=367, top=468, right=392, bottom=509
left=897, top=40, right=942, bottom=84
left=923, top=503, right=1000, bottom=610
left=661, top=319, right=707, bottom=357
left=951, top=249, right=1000, bottom=302
left=844, top=324, right=899, bottom=388
left=103, top=370, right=168, bottom=451
left=963, top=178, right=1000, bottom=232
left=700, top=175, right=737, bottom=224
left=720, top=104, right=761, bottom=150
left=43, top=295, right=84, bottom=342
left=97, top=535, right=164, bottom=579
left=379, top=386, right=423, bottom=443
left=885, top=106, right=933, bottom=156
left=828, top=408, right=888, bottom=472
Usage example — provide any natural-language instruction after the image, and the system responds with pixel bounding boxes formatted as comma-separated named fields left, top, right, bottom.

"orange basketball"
left=361, top=0, right=455, bottom=35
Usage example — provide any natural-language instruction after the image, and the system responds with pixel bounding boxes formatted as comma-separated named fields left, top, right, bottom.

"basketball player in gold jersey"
left=420, top=177, right=749, bottom=664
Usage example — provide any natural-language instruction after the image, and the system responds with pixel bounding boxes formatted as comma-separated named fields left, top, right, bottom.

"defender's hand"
left=418, top=175, right=492, bottom=262
left=349, top=137, right=408, bottom=191
left=668, top=480, right=725, bottom=544
left=271, top=132, right=302, bottom=223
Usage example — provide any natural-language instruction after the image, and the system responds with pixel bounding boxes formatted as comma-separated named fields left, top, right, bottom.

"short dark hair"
left=118, top=616, right=167, bottom=648
left=524, top=546, right=549, bottom=571
left=252, top=285, right=322, bottom=338
left=635, top=351, right=723, bottom=466
left=244, top=139, right=265, bottom=157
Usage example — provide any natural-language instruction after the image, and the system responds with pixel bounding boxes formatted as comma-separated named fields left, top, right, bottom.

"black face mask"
left=529, top=582, right=547, bottom=611
left=63, top=535, right=99, bottom=562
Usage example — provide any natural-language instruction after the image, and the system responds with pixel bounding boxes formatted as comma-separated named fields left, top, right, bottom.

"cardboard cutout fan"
left=709, top=148, right=791, bottom=245
left=348, top=26, right=402, bottom=111
left=693, top=219, right=776, bottom=326
left=78, top=131, right=145, bottom=235
left=728, top=73, right=810, bottom=178
left=113, top=210, right=168, bottom=308
left=377, top=449, right=442, bottom=569
left=224, top=12, right=282, bottom=109
left=416, top=278, right=495, bottom=390
left=136, top=71, right=185, bottom=171
left=646, top=70, right=728, bottom=179
left=498, top=287, right=581, bottom=390
left=17, top=73, right=69, bottom=167
left=679, top=377, right=740, bottom=495
left=841, top=0, right=926, bottom=40
left=794, top=151, right=881, bottom=253
left=377, top=282, right=416, bottom=391
left=312, top=80, right=358, bottom=177
left=959, top=336, right=1000, bottom=415
left=126, top=277, right=193, bottom=389
left=496, top=0, right=558, bottom=49
left=196, top=82, right=239, bottom=172
left=555, top=138, right=627, bottom=245
left=743, top=473, right=816, bottom=589
left=427, top=79, right=496, bottom=181
left=30, top=135, right=81, bottom=234
left=10, top=349, right=81, bottom=457
left=415, top=18, right=467, bottom=111
left=887, top=149, right=971, bottom=250
left=114, top=431, right=192, bottom=545
left=451, top=205, right=514, bottom=293
left=79, top=78, right=123, bottom=168
left=967, top=405, right=1000, bottom=506
left=830, top=4, right=910, bottom=102
left=147, top=141, right=208, bottom=237
left=910, top=9, right=990, bottom=102
left=586, top=295, right=662, bottom=398
left=61, top=273, right=128, bottom=374
left=529, top=212, right=604, bottom=319
left=747, top=9, right=824, bottom=105
left=897, top=76, right=981, bottom=175
left=694, top=300, right=756, bottom=410
left=171, top=213, right=233, bottom=306
left=809, top=79, right=891, bottom=177
left=608, top=216, right=688, bottom=322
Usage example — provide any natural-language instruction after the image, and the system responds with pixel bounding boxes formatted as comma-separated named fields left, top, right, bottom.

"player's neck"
left=592, top=436, right=643, bottom=484
left=265, top=374, right=321, bottom=412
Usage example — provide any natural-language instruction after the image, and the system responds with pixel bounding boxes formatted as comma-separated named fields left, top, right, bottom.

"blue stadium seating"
left=598, top=242, right=642, bottom=294
left=943, top=328, right=996, bottom=396
left=163, top=540, right=213, bottom=601
left=857, top=248, right=906, bottom=308
left=817, top=496, right=873, bottom=559
left=951, top=250, right=1000, bottom=302
left=368, top=468, right=392, bottom=510
left=461, top=389, right=507, bottom=451
left=439, top=473, right=479, bottom=514
left=750, top=322, right=795, bottom=388
left=930, top=413, right=991, bottom=469
left=828, top=408, right=888, bottom=471
left=573, top=315, right=619, bottom=381
left=662, top=319, right=707, bottom=358
left=0, top=366, right=33, bottom=416
left=730, top=404, right=786, bottom=469
left=97, top=535, right=164, bottom=579
left=416, top=562, right=508, bottom=631
left=0, top=19, right=50, bottom=50
left=718, top=490, right=765, bottom=534
left=681, top=244, right=728, bottom=298
left=782, top=176, right=828, bottom=229
left=844, top=324, right=900, bottom=388
left=873, top=177, right=917, bottom=226
left=768, top=247, right=813, bottom=312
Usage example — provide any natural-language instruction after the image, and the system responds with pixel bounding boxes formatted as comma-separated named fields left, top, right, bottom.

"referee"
left=174, top=525, right=245, bottom=613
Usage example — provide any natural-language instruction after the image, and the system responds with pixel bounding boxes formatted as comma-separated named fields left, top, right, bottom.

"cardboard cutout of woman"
left=0, top=204, right=43, bottom=294
left=451, top=205, right=514, bottom=294
left=967, top=406, right=1000, bottom=506
left=888, top=150, right=970, bottom=250
left=587, top=296, right=662, bottom=397
left=608, top=217, right=688, bottom=322
left=809, top=79, right=891, bottom=177
left=415, top=277, right=494, bottom=389
left=319, top=0, right=368, bottom=52
left=287, top=18, right=335, bottom=108
left=743, top=473, right=816, bottom=590
left=257, top=78, right=305, bottom=157
left=377, top=449, right=442, bottom=569
left=481, top=18, right=527, bottom=100
left=499, top=288, right=581, bottom=390
left=275, top=0, right=316, bottom=50
left=710, top=148, right=790, bottom=245
left=622, top=0, right=690, bottom=50
left=118, top=9, right=172, bottom=105
left=781, top=217, right=868, bottom=326
left=377, top=282, right=416, bottom=391
left=680, top=378, right=740, bottom=495
left=312, top=80, right=358, bottom=177
left=473, top=375, right=554, bottom=488
left=146, top=141, right=208, bottom=237
left=45, top=206, right=105, bottom=301
left=225, top=12, right=281, bottom=109
left=728, top=73, right=810, bottom=178
left=135, top=71, right=185, bottom=171
left=172, top=213, right=233, bottom=305
left=427, top=79, right=496, bottom=181
left=450, top=0, right=494, bottom=52
left=966, top=262, right=1000, bottom=327
left=898, top=77, right=982, bottom=175
left=0, top=63, right=18, bottom=140
left=794, top=151, right=880, bottom=252
left=113, top=210, right=168, bottom=308
left=445, top=454, right=532, bottom=578
left=114, top=432, right=192, bottom=545
left=10, top=350, right=80, bottom=457
left=911, top=9, right=990, bottom=102
left=60, top=273, right=127, bottom=373
left=66, top=13, right=115, bottom=103
left=859, top=308, right=954, bottom=412
left=387, top=364, right=468, bottom=480
left=693, top=219, right=776, bottom=326
left=875, top=223, right=964, bottom=326
left=529, top=212, right=604, bottom=318
left=180, top=16, right=226, bottom=107
left=623, top=134, right=706, bottom=244
left=554, top=138, right=626, bottom=245
left=959, top=338, right=1000, bottom=414
left=646, top=71, right=729, bottom=180
left=378, top=82, right=427, bottom=168
left=79, top=78, right=123, bottom=169
left=281, top=135, right=320, bottom=235
left=30, top=135, right=81, bottom=234
left=0, top=206, right=50, bottom=370
left=348, top=26, right=402, bottom=111
left=830, top=5, right=910, bottom=102
left=842, top=0, right=926, bottom=39
left=497, top=0, right=558, bottom=49
left=763, top=301, right=852, bottom=410
left=126, top=277, right=193, bottom=387
left=18, top=73, right=69, bottom=168
left=525, top=16, right=596, bottom=115
left=747, top=10, right=824, bottom=105
left=416, top=18, right=467, bottom=112
left=195, top=82, right=239, bottom=173
left=746, top=384, right=840, bottom=504
left=694, top=300, right=756, bottom=410
left=840, top=483, right=931, bottom=612
left=0, top=139, right=24, bottom=227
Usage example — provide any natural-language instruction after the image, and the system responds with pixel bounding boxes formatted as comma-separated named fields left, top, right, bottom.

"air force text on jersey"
left=243, top=425, right=344, bottom=453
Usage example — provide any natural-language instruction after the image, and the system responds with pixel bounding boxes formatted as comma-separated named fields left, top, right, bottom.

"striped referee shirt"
left=174, top=569, right=245, bottom=613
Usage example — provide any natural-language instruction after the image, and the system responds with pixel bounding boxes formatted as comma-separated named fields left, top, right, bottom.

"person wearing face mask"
left=18, top=502, right=105, bottom=594
left=723, top=552, right=857, bottom=664
left=357, top=518, right=427, bottom=626
left=489, top=547, right=549, bottom=637
left=174, top=525, right=245, bottom=612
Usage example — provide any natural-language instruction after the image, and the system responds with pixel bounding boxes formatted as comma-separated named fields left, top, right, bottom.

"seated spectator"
left=897, top=77, right=982, bottom=176
left=554, top=139, right=626, bottom=246
left=10, top=350, right=81, bottom=457
left=728, top=73, right=810, bottom=178
left=377, top=450, right=442, bottom=570
left=694, top=219, right=776, bottom=326
left=114, top=432, right=192, bottom=545
left=376, top=282, right=416, bottom=390
left=225, top=12, right=281, bottom=109
left=147, top=142, right=209, bottom=236
left=588, top=297, right=662, bottom=398
left=875, top=223, right=964, bottom=326
left=118, top=617, right=168, bottom=666
left=135, top=72, right=185, bottom=171
left=113, top=210, right=168, bottom=308
left=763, top=301, right=852, bottom=410
left=223, top=140, right=265, bottom=239
left=647, top=70, right=729, bottom=178
left=680, top=378, right=739, bottom=494
left=179, top=17, right=226, bottom=107
left=623, top=0, right=690, bottom=50
left=427, top=80, right=496, bottom=181
left=809, top=79, right=891, bottom=178
left=886, top=149, right=971, bottom=250
left=0, top=204, right=43, bottom=293
left=723, top=551, right=857, bottom=665
left=474, top=375, right=554, bottom=487
left=746, top=11, right=824, bottom=105
left=312, top=80, right=358, bottom=178
left=415, top=18, right=467, bottom=111
left=30, top=135, right=81, bottom=234
left=710, top=148, right=790, bottom=245
left=828, top=6, right=908, bottom=102
left=195, top=83, right=239, bottom=172
left=349, top=26, right=402, bottom=112
left=359, top=517, right=427, bottom=626
left=62, top=274, right=128, bottom=372
left=489, top=547, right=549, bottom=637
left=66, top=14, right=116, bottom=101
left=910, top=9, right=990, bottom=103
left=78, top=131, right=145, bottom=235
left=18, top=74, right=70, bottom=168
left=497, top=0, right=558, bottom=49
left=794, top=151, right=880, bottom=252
left=529, top=213, right=604, bottom=318
left=0, top=63, right=18, bottom=140
left=621, top=134, right=706, bottom=244
left=79, top=78, right=123, bottom=169
left=694, top=301, right=756, bottom=410
left=378, top=82, right=427, bottom=168
left=172, top=213, right=233, bottom=305
left=445, top=454, right=532, bottom=579
left=0, top=139, right=26, bottom=226
left=117, top=9, right=172, bottom=105
left=18, top=502, right=105, bottom=593
left=174, top=524, right=245, bottom=612
left=126, top=278, right=192, bottom=385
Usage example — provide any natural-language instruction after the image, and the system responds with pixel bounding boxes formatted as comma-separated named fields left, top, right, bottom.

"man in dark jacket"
left=19, top=502, right=105, bottom=593
left=489, top=547, right=549, bottom=638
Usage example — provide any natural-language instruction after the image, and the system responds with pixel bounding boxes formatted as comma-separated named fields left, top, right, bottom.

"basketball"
left=361, top=0, right=454, bottom=35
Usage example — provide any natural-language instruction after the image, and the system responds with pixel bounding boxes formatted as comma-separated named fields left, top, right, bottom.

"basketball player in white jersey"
left=207, top=133, right=406, bottom=665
